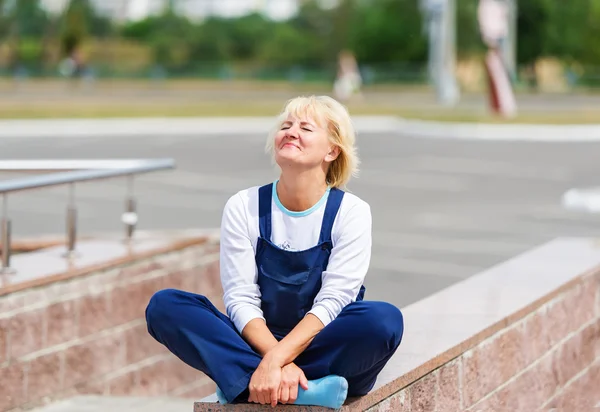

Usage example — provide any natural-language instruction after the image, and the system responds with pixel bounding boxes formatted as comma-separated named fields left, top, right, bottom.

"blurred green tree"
left=150, top=6, right=193, bottom=70
left=120, top=15, right=162, bottom=41
left=348, top=0, right=427, bottom=64
left=287, top=0, right=336, bottom=64
left=60, top=0, right=111, bottom=56
left=1, top=0, right=49, bottom=68
left=228, top=13, right=274, bottom=61
left=543, top=0, right=585, bottom=62
left=516, top=0, right=548, bottom=65
left=3, top=0, right=598, bottom=78
left=258, top=22, right=325, bottom=67
left=187, top=17, right=232, bottom=65
left=456, top=0, right=485, bottom=58
left=585, top=0, right=600, bottom=66
left=9, top=0, right=48, bottom=37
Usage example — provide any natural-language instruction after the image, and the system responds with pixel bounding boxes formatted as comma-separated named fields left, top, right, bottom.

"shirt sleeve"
left=307, top=200, right=372, bottom=327
left=219, top=193, right=265, bottom=334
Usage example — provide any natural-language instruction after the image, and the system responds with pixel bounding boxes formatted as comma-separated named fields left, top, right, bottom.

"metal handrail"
left=0, top=158, right=176, bottom=274
left=0, top=159, right=174, bottom=193
left=0, top=159, right=174, bottom=172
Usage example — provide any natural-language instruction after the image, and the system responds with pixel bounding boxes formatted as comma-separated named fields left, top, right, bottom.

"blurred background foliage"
left=1, top=0, right=599, bottom=87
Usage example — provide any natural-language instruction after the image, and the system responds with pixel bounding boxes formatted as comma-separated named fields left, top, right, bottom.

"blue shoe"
left=295, top=375, right=348, bottom=409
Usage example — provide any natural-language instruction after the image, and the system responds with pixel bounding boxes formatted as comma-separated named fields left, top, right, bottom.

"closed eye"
left=280, top=126, right=311, bottom=132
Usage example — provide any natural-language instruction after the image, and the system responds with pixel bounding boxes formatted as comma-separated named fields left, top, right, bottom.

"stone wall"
left=0, top=238, right=222, bottom=412
left=194, top=238, right=600, bottom=412
left=367, top=269, right=600, bottom=412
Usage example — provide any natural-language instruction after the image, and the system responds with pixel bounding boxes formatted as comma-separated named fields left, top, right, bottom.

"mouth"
left=281, top=142, right=299, bottom=149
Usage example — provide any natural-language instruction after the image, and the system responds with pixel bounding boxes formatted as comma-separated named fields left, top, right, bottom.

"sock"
left=295, top=375, right=348, bottom=409
left=215, top=387, right=228, bottom=404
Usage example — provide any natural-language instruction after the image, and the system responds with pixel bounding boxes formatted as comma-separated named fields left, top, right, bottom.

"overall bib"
left=145, top=184, right=403, bottom=404
left=255, top=183, right=365, bottom=339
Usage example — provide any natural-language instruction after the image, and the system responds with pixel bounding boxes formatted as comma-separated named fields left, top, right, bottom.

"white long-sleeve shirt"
left=219, top=183, right=372, bottom=334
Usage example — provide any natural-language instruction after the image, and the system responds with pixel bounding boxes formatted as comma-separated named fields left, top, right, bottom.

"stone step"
left=31, top=395, right=194, bottom=412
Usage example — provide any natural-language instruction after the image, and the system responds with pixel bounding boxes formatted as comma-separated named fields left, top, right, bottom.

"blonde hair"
left=265, top=95, right=360, bottom=188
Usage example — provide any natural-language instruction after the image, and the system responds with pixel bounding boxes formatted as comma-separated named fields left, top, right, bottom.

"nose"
left=285, top=123, right=300, bottom=138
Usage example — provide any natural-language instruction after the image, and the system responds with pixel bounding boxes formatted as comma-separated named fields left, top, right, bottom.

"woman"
left=145, top=95, right=404, bottom=409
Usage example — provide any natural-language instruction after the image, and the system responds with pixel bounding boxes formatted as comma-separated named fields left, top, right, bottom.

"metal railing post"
left=0, top=158, right=175, bottom=257
left=123, top=175, right=138, bottom=243
left=1, top=194, right=15, bottom=274
left=65, top=183, right=77, bottom=258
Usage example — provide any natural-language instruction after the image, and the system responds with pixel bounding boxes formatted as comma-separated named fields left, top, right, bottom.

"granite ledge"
left=194, top=237, right=600, bottom=411
left=0, top=229, right=219, bottom=296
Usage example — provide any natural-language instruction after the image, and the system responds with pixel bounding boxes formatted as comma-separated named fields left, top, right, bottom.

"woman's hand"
left=248, top=359, right=283, bottom=407
left=279, top=362, right=309, bottom=404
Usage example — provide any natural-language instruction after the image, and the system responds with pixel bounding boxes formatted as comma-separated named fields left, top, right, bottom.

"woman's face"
left=273, top=113, right=339, bottom=170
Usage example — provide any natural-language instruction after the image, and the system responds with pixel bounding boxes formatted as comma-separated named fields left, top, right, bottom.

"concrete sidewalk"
left=30, top=395, right=193, bottom=412
left=1, top=116, right=600, bottom=141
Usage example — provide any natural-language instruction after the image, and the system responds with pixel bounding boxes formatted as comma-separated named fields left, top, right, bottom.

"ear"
left=325, top=146, right=340, bottom=162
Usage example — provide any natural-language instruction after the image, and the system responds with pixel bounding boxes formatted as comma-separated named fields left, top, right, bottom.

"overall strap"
left=258, top=183, right=273, bottom=240
left=318, top=187, right=345, bottom=244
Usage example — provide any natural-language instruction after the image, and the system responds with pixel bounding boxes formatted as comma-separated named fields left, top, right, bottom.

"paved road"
left=1, top=130, right=599, bottom=308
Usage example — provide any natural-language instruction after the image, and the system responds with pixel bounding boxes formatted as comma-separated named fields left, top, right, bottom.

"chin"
left=275, top=155, right=303, bottom=169
left=275, top=151, right=298, bottom=162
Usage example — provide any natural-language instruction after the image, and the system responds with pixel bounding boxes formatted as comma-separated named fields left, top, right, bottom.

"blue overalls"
left=146, top=183, right=404, bottom=404
left=256, top=183, right=365, bottom=338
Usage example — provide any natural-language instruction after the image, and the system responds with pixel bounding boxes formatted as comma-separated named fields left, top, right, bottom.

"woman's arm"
left=220, top=193, right=267, bottom=334
left=241, top=318, right=279, bottom=356
left=266, top=200, right=372, bottom=366
left=263, top=314, right=325, bottom=367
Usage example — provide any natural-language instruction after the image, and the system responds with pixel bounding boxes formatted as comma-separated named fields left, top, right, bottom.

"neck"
left=277, top=171, right=329, bottom=212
